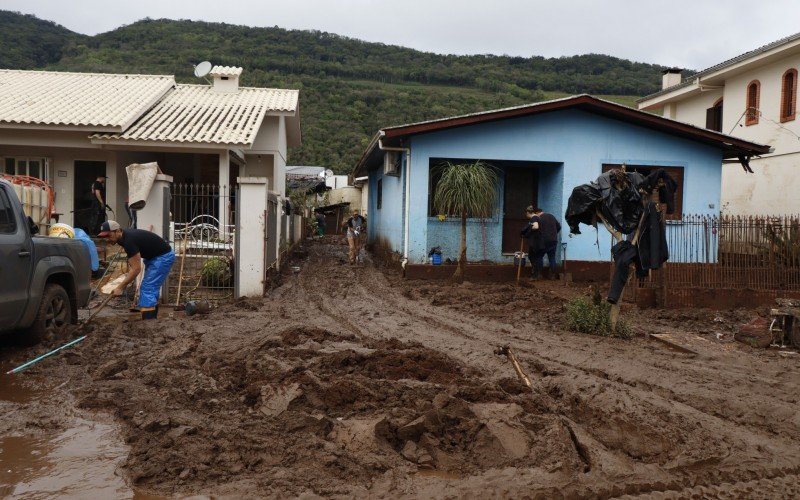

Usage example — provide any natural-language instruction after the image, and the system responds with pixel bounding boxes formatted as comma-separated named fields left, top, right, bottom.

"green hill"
left=0, top=11, right=670, bottom=172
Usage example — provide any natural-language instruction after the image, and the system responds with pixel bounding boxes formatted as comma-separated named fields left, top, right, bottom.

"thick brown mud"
left=2, top=239, right=800, bottom=498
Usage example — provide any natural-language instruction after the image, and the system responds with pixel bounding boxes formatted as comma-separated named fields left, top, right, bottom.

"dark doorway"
left=73, top=160, right=106, bottom=233
left=502, top=168, right=538, bottom=253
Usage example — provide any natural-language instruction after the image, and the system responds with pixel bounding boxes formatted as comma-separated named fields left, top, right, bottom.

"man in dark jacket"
left=521, top=206, right=561, bottom=280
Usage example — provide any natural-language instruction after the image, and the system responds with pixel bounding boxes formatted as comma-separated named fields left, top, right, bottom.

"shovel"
left=515, top=238, right=525, bottom=285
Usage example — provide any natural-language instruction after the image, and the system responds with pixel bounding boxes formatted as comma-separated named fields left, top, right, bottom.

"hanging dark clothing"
left=607, top=203, right=668, bottom=304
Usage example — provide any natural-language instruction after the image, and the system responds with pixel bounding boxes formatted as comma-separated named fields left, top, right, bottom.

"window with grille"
left=781, top=69, right=797, bottom=122
left=745, top=80, right=760, bottom=126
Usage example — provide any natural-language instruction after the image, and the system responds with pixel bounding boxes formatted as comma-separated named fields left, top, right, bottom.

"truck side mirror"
left=27, top=216, right=39, bottom=235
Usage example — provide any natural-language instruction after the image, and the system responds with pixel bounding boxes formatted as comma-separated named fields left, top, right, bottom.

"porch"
left=422, top=158, right=564, bottom=264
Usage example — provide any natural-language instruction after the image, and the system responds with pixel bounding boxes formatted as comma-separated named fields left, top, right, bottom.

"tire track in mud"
left=288, top=244, right=800, bottom=496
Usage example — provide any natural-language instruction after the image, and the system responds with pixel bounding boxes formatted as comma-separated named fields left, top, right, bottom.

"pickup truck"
left=0, top=179, right=91, bottom=343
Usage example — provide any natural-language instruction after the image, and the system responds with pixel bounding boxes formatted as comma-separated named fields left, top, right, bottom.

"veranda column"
left=219, top=150, right=230, bottom=237
left=137, top=174, right=173, bottom=240
left=235, top=177, right=269, bottom=298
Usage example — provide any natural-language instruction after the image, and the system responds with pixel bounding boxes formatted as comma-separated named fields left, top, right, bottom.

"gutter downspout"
left=378, top=131, right=411, bottom=266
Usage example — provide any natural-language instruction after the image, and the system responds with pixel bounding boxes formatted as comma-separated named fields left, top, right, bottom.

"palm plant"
left=433, top=161, right=499, bottom=282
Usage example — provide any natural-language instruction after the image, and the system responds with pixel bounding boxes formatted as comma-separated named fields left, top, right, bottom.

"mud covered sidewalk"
left=2, top=239, right=800, bottom=498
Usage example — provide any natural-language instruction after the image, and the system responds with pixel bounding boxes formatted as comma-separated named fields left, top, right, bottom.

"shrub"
left=565, top=295, right=631, bottom=338
left=200, top=257, right=233, bottom=287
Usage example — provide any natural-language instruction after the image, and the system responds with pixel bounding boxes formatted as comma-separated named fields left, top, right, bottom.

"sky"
left=5, top=0, right=800, bottom=69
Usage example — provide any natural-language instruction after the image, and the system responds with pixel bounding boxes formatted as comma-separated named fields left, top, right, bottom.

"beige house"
left=638, top=34, right=800, bottom=215
left=0, top=67, right=300, bottom=230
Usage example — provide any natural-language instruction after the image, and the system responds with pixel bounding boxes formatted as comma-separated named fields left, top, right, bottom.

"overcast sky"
left=6, top=0, right=800, bottom=69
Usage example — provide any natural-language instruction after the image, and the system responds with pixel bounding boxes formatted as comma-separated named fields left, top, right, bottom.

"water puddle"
left=0, top=417, right=142, bottom=499
left=0, top=364, right=44, bottom=403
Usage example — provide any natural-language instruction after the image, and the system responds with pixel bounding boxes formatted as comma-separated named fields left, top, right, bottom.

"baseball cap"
left=97, top=220, right=121, bottom=237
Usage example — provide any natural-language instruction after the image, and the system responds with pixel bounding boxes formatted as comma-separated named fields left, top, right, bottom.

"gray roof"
left=638, top=31, right=800, bottom=103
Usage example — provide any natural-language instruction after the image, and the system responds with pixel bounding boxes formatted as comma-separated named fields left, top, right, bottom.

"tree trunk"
left=453, top=210, right=467, bottom=283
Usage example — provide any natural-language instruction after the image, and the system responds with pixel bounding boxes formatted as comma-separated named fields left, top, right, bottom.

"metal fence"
left=638, top=214, right=800, bottom=292
left=168, top=183, right=235, bottom=302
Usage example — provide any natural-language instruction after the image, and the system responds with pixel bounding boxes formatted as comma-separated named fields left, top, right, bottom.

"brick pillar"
left=235, top=177, right=269, bottom=298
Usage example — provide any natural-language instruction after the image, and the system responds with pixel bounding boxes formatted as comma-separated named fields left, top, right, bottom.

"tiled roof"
left=209, top=66, right=243, bottom=77
left=0, top=69, right=174, bottom=130
left=91, top=84, right=299, bottom=146
left=639, top=31, right=800, bottom=102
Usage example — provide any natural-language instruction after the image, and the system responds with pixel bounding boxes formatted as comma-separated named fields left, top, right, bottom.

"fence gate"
left=168, top=183, right=235, bottom=303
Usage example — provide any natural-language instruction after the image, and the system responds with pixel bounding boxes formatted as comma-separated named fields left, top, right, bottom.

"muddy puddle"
left=0, top=418, right=162, bottom=499
left=1, top=363, right=159, bottom=499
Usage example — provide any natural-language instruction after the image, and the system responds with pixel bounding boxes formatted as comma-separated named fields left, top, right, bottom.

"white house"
left=0, top=67, right=300, bottom=231
left=637, top=33, right=800, bottom=215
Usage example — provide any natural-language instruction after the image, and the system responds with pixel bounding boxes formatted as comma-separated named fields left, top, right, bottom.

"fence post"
left=137, top=174, right=173, bottom=241
left=235, top=177, right=268, bottom=298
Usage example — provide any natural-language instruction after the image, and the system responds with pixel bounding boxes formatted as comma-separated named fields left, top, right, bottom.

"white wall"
left=671, top=52, right=800, bottom=215
left=0, top=137, right=114, bottom=227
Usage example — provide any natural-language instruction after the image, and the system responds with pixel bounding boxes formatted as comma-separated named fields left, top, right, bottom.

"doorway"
left=502, top=168, right=538, bottom=253
left=73, top=160, right=106, bottom=233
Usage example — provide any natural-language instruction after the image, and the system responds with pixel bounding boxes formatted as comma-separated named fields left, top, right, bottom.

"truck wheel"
left=29, top=284, right=72, bottom=344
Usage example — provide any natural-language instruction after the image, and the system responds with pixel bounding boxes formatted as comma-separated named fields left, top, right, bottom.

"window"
left=2, top=157, right=49, bottom=182
left=0, top=188, right=18, bottom=234
left=602, top=164, right=684, bottom=220
left=781, top=69, right=797, bottom=122
left=705, top=98, right=723, bottom=132
left=376, top=179, right=382, bottom=210
left=745, top=80, right=760, bottom=125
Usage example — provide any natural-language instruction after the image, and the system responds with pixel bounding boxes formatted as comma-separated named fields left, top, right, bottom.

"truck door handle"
left=18, top=250, right=30, bottom=258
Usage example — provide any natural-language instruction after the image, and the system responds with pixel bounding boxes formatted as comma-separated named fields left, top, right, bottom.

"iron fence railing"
left=168, top=184, right=235, bottom=302
left=639, top=214, right=800, bottom=292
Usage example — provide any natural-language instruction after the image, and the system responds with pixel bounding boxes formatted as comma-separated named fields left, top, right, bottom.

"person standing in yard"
left=315, top=210, right=326, bottom=236
left=98, top=221, right=175, bottom=320
left=89, top=175, right=108, bottom=234
left=521, top=206, right=561, bottom=280
left=343, top=209, right=366, bottom=264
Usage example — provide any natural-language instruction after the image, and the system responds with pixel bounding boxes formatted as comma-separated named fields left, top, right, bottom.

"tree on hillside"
left=433, top=161, right=499, bottom=283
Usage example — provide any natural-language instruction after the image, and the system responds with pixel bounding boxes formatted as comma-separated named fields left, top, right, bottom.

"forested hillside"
left=0, top=11, right=670, bottom=172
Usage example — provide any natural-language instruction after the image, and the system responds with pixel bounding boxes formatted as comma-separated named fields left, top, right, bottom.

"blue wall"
left=368, top=108, right=723, bottom=263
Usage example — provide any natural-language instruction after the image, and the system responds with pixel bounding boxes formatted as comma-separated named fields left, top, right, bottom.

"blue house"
left=352, top=95, right=768, bottom=274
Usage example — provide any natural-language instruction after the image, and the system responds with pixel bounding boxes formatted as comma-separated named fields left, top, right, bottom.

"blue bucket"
left=432, top=253, right=442, bottom=265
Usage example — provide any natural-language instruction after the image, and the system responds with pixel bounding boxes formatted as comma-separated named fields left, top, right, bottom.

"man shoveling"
left=98, top=221, right=175, bottom=320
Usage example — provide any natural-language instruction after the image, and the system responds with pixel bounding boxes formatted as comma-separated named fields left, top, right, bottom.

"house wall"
left=0, top=130, right=114, bottom=227
left=369, top=108, right=725, bottom=264
left=367, top=154, right=405, bottom=253
left=667, top=53, right=800, bottom=215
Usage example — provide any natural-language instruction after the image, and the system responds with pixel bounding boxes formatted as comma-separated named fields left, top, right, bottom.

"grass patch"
left=565, top=295, right=631, bottom=338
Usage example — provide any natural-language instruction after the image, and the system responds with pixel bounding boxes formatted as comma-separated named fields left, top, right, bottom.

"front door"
left=0, top=184, right=33, bottom=326
left=502, top=168, right=538, bottom=253
left=73, top=160, right=106, bottom=233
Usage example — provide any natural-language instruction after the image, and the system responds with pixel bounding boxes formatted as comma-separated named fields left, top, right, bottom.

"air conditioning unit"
left=383, top=151, right=401, bottom=177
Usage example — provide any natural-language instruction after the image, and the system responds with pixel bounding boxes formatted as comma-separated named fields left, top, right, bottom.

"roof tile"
left=91, top=84, right=299, bottom=146
left=0, top=69, right=174, bottom=130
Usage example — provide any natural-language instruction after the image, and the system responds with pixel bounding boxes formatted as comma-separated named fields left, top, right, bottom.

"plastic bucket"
left=432, top=253, right=442, bottom=265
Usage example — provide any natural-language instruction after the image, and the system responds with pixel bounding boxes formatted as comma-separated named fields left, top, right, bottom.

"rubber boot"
left=141, top=307, right=158, bottom=320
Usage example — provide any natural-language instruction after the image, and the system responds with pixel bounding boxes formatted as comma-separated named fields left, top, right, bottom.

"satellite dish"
left=194, top=61, right=212, bottom=78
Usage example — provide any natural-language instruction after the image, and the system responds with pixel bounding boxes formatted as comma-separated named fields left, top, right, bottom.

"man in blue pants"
left=98, top=220, right=175, bottom=320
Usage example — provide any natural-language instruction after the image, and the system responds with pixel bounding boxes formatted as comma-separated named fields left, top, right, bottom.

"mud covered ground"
left=2, top=238, right=800, bottom=498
